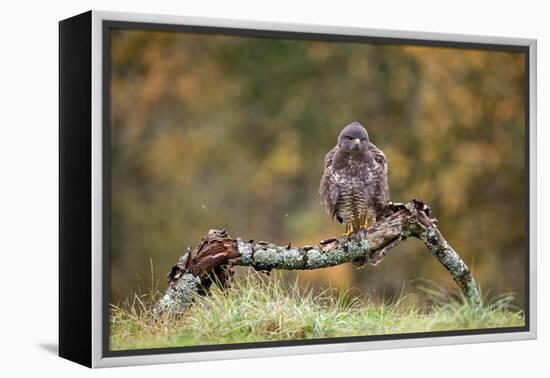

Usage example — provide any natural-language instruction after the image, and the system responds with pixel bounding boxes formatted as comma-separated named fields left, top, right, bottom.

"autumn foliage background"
left=109, top=29, right=526, bottom=309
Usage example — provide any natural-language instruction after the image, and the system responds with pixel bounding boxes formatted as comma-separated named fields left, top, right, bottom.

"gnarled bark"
left=155, top=200, right=480, bottom=314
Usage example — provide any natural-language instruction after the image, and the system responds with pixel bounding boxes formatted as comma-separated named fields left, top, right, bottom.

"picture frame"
left=59, top=10, right=537, bottom=368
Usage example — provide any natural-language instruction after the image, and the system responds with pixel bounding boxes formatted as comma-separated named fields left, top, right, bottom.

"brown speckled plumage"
left=320, top=122, right=389, bottom=233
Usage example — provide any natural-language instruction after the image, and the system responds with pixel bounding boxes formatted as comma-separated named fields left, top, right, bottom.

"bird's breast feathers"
left=331, top=160, right=375, bottom=185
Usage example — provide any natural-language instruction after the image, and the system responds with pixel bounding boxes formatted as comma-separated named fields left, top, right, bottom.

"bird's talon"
left=360, top=221, right=370, bottom=230
left=342, top=223, right=354, bottom=237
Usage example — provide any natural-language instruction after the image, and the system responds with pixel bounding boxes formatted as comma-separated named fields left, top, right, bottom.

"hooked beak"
left=352, top=138, right=361, bottom=149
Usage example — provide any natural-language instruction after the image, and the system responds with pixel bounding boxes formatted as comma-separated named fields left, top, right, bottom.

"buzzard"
left=320, top=121, right=390, bottom=237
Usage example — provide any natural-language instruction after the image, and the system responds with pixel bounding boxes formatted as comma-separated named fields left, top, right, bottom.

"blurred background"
left=109, top=28, right=526, bottom=308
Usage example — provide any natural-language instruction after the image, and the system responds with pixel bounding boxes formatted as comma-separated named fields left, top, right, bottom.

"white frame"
left=90, top=10, right=537, bottom=368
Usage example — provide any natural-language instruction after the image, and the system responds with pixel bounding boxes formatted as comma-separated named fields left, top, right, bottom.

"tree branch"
left=155, top=199, right=480, bottom=314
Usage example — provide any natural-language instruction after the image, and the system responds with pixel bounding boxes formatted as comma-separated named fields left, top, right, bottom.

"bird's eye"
left=347, top=136, right=354, bottom=140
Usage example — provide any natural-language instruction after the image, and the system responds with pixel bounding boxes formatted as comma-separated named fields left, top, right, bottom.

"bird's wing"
left=319, top=146, right=342, bottom=222
left=369, top=142, right=390, bottom=204
left=323, top=145, right=338, bottom=168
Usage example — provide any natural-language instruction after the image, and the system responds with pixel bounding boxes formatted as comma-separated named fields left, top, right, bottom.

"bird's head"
left=337, top=121, right=370, bottom=153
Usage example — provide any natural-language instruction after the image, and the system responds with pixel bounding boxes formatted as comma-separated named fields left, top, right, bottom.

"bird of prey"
left=320, top=121, right=390, bottom=237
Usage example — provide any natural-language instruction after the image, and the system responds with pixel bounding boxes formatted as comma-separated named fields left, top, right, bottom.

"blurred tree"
left=110, top=29, right=526, bottom=308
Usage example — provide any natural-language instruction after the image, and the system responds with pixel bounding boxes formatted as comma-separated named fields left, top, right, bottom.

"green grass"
left=110, top=272, right=525, bottom=351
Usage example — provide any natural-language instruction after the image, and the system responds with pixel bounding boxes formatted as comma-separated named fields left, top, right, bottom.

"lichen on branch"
left=154, top=199, right=481, bottom=314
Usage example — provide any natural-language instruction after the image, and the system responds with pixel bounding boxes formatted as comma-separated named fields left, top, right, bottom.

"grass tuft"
left=110, top=271, right=524, bottom=351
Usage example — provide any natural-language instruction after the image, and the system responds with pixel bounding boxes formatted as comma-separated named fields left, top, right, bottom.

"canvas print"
left=107, top=26, right=527, bottom=352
